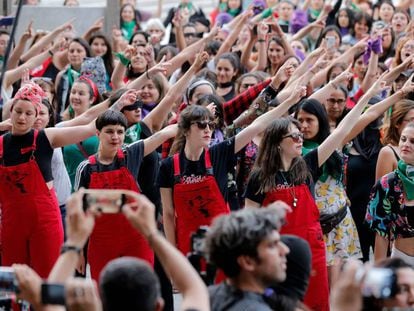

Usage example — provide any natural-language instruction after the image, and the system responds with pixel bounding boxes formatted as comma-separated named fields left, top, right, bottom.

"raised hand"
left=147, top=56, right=172, bottom=77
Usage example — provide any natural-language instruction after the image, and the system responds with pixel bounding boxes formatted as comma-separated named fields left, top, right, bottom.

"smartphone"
left=41, top=283, right=65, bottom=305
left=326, top=36, right=336, bottom=50
left=0, top=17, right=14, bottom=27
left=190, top=226, right=209, bottom=255
left=0, top=267, right=18, bottom=293
left=82, top=189, right=131, bottom=214
left=361, top=268, right=398, bottom=299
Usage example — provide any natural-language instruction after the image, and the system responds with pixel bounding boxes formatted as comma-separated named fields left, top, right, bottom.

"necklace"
left=279, top=171, right=298, bottom=208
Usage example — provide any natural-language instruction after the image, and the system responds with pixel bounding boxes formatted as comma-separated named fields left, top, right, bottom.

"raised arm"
left=234, top=83, right=307, bottom=153
left=111, top=45, right=135, bottom=90
left=44, top=121, right=96, bottom=148
left=143, top=124, right=178, bottom=156
left=317, top=73, right=389, bottom=166
left=82, top=17, right=104, bottom=42
left=7, top=22, right=33, bottom=69
left=250, top=22, right=269, bottom=72
left=123, top=193, right=209, bottom=311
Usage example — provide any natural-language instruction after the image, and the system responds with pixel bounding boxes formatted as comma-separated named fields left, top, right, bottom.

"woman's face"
left=238, top=76, right=259, bottom=94
left=190, top=85, right=214, bottom=105
left=310, top=0, right=323, bottom=10
left=279, top=124, right=303, bottom=159
left=140, top=80, right=160, bottom=104
left=90, top=37, right=108, bottom=57
left=67, top=41, right=87, bottom=69
left=267, top=41, right=285, bottom=66
left=381, top=27, right=393, bottom=49
left=401, top=40, right=414, bottom=63
left=325, top=89, right=347, bottom=121
left=354, top=19, right=369, bottom=38
left=392, top=12, right=408, bottom=34
left=291, top=40, right=306, bottom=54
left=130, top=45, right=147, bottom=72
left=399, top=126, right=414, bottom=165
left=329, top=66, right=344, bottom=80
left=382, top=268, right=414, bottom=309
left=228, top=0, right=241, bottom=10
left=216, top=58, right=237, bottom=84
left=33, top=104, right=50, bottom=130
left=121, top=5, right=135, bottom=23
left=69, top=82, right=92, bottom=115
left=11, top=100, right=37, bottom=134
left=338, top=10, right=350, bottom=28
left=186, top=118, right=214, bottom=149
left=379, top=3, right=394, bottom=23
left=297, top=109, right=320, bottom=140
left=397, top=109, right=414, bottom=135
left=131, top=34, right=147, bottom=47
left=325, top=30, right=341, bottom=49
left=278, top=2, right=294, bottom=21
left=33, top=79, right=54, bottom=104
left=353, top=55, right=367, bottom=79
left=123, top=107, right=142, bottom=125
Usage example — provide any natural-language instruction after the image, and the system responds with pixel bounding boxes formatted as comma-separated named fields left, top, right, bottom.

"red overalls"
left=87, top=149, right=154, bottom=280
left=173, top=150, right=230, bottom=255
left=263, top=184, right=329, bottom=311
left=0, top=130, right=63, bottom=278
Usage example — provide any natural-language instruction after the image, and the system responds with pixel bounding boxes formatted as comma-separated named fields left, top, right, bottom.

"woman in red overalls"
left=159, top=86, right=306, bottom=255
left=244, top=86, right=381, bottom=311
left=0, top=82, right=99, bottom=277
left=74, top=109, right=177, bottom=280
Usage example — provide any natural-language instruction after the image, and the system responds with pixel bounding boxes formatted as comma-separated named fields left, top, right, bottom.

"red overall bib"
left=87, top=149, right=154, bottom=280
left=263, top=184, right=329, bottom=311
left=0, top=130, right=63, bottom=278
left=173, top=150, right=230, bottom=255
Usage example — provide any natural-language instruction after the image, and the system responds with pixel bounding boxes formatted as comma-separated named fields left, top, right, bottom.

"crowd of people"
left=1, top=0, right=414, bottom=309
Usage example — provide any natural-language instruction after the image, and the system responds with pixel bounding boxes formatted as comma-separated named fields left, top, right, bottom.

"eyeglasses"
left=184, top=33, right=196, bottom=38
left=282, top=132, right=304, bottom=142
left=327, top=98, right=346, bottom=105
left=191, top=120, right=216, bottom=130
left=241, top=83, right=256, bottom=89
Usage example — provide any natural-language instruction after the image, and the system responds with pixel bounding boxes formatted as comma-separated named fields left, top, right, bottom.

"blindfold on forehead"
left=121, top=99, right=143, bottom=111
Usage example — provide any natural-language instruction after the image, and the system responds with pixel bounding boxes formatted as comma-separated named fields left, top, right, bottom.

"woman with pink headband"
left=0, top=82, right=97, bottom=277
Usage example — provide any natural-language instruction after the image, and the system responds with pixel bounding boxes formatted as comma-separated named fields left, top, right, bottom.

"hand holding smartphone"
left=82, top=189, right=138, bottom=214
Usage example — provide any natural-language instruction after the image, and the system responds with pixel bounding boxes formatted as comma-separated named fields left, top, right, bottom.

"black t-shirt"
left=137, top=121, right=161, bottom=208
left=209, top=283, right=272, bottom=311
left=245, top=149, right=320, bottom=204
left=74, top=140, right=144, bottom=190
left=1, top=129, right=54, bottom=182
left=158, top=138, right=236, bottom=201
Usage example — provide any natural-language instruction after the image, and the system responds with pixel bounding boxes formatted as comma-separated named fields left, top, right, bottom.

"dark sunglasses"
left=192, top=120, right=216, bottom=130
left=283, top=132, right=304, bottom=142
left=184, top=33, right=196, bottom=38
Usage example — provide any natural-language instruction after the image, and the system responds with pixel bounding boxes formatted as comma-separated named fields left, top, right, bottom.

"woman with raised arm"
left=0, top=82, right=99, bottom=277
left=244, top=73, right=389, bottom=311
left=159, top=82, right=306, bottom=256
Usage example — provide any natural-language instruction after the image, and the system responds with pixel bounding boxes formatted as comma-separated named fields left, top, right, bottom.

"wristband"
left=261, top=8, right=273, bottom=19
left=48, top=50, right=54, bottom=57
left=258, top=39, right=266, bottom=43
left=60, top=244, right=82, bottom=255
left=146, top=71, right=151, bottom=80
left=114, top=52, right=131, bottom=67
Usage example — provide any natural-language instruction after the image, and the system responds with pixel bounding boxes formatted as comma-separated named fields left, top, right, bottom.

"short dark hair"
left=99, top=257, right=161, bottom=311
left=205, top=207, right=283, bottom=278
left=95, top=110, right=128, bottom=131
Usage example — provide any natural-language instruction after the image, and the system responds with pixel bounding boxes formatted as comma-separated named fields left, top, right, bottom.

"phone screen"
left=41, top=283, right=65, bottom=305
left=83, top=190, right=126, bottom=214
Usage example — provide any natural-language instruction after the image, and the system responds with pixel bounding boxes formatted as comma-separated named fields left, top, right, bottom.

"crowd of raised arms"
left=1, top=0, right=414, bottom=310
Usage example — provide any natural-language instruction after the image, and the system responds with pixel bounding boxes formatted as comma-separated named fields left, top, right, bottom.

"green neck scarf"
left=124, top=123, right=142, bottom=145
left=302, top=140, right=330, bottom=182
left=396, top=160, right=414, bottom=200
left=67, top=65, right=80, bottom=88
left=228, top=8, right=240, bottom=16
left=309, top=8, right=321, bottom=19
left=122, top=21, right=136, bottom=41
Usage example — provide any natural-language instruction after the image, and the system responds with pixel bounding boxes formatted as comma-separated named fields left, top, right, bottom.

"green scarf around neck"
left=302, top=140, right=330, bottom=182
left=396, top=160, right=414, bottom=200
left=122, top=20, right=136, bottom=41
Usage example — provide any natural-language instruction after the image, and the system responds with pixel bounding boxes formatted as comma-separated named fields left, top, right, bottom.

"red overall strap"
left=117, top=149, right=124, bottom=159
left=174, top=149, right=212, bottom=178
left=89, top=149, right=125, bottom=167
left=0, top=135, right=3, bottom=159
left=20, top=129, right=39, bottom=154
left=89, top=155, right=97, bottom=165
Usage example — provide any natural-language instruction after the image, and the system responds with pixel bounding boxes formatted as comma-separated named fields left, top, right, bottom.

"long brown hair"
left=252, top=117, right=311, bottom=194
left=170, top=105, right=214, bottom=155
left=382, top=99, right=414, bottom=146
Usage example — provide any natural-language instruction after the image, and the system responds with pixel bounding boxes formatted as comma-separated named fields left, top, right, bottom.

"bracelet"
left=258, top=39, right=266, bottom=43
left=145, top=71, right=151, bottom=80
left=60, top=244, right=82, bottom=255
left=114, top=52, right=131, bottom=67
left=48, top=50, right=54, bottom=57
left=261, top=8, right=273, bottom=19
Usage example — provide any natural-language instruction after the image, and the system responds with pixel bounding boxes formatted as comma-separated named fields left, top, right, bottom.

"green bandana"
left=179, top=2, right=193, bottom=10
left=396, top=160, right=414, bottom=200
left=228, top=8, right=240, bottom=16
left=122, top=20, right=136, bottom=41
left=302, top=140, right=330, bottom=182
left=124, top=123, right=142, bottom=144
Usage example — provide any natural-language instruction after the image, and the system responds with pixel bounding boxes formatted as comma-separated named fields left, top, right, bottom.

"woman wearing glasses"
left=244, top=76, right=389, bottom=311
left=159, top=85, right=306, bottom=256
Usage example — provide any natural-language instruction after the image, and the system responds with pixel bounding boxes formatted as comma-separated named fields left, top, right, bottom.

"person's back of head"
left=99, top=257, right=163, bottom=311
